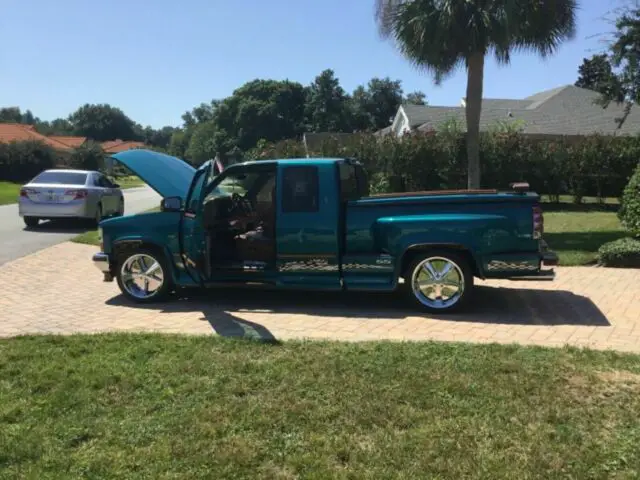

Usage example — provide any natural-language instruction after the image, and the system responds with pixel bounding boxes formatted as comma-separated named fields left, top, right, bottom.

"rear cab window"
left=282, top=166, right=319, bottom=213
left=338, top=161, right=370, bottom=201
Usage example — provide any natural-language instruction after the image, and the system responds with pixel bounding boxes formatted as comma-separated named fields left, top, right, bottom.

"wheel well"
left=400, top=245, right=479, bottom=278
left=113, top=240, right=167, bottom=264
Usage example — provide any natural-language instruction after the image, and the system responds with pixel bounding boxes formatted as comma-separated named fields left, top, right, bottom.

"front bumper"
left=93, top=252, right=114, bottom=282
left=19, top=197, right=92, bottom=219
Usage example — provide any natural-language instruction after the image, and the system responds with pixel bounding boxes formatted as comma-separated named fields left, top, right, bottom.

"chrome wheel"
left=120, top=253, right=165, bottom=300
left=411, top=256, right=465, bottom=310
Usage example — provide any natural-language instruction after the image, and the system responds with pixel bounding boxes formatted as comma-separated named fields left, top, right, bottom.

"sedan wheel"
left=405, top=251, right=473, bottom=313
left=24, top=216, right=39, bottom=228
left=116, top=250, right=171, bottom=303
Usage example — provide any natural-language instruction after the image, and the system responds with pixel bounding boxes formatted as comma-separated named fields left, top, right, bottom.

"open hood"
left=110, top=149, right=196, bottom=199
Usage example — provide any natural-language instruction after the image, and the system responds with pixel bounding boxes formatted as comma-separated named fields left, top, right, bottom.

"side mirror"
left=112, top=183, right=120, bottom=188
left=161, top=196, right=182, bottom=212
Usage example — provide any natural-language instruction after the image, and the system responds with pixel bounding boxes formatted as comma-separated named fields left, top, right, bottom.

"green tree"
left=68, top=141, right=105, bottom=170
left=604, top=7, right=640, bottom=127
left=185, top=121, right=226, bottom=166
left=575, top=54, right=623, bottom=99
left=349, top=77, right=419, bottom=131
left=167, top=129, right=192, bottom=159
left=376, top=0, right=577, bottom=188
left=306, top=69, right=351, bottom=132
left=36, top=118, right=73, bottom=136
left=404, top=91, right=427, bottom=105
left=216, top=79, right=307, bottom=150
left=68, top=104, right=139, bottom=141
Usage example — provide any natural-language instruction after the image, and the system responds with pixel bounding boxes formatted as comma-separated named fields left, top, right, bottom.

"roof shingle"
left=402, top=85, right=640, bottom=136
left=100, top=139, right=146, bottom=153
left=0, top=123, right=73, bottom=150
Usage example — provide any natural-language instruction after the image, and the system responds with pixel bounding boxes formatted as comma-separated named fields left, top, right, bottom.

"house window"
left=282, top=166, right=319, bottom=213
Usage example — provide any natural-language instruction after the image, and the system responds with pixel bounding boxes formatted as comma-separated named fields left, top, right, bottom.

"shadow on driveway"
left=105, top=284, right=610, bottom=340
left=22, top=218, right=93, bottom=233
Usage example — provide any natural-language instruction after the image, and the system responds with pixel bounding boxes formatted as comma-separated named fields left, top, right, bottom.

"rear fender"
left=394, top=239, right=483, bottom=281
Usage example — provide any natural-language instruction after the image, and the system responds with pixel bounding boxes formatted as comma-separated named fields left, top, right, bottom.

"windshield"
left=31, top=171, right=88, bottom=185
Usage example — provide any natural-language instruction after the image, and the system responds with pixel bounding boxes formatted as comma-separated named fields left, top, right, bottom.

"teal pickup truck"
left=93, top=149, right=557, bottom=313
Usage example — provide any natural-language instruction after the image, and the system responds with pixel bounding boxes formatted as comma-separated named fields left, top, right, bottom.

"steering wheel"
left=231, top=192, right=252, bottom=215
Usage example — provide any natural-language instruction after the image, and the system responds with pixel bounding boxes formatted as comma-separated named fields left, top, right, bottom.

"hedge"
left=247, top=132, right=640, bottom=200
left=618, top=164, right=640, bottom=237
left=0, top=140, right=112, bottom=182
left=597, top=237, right=640, bottom=268
left=0, top=141, right=57, bottom=182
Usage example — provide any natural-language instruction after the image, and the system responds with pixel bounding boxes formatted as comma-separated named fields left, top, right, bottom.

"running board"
left=507, top=269, right=555, bottom=281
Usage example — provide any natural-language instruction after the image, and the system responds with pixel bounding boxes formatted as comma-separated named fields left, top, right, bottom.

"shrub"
left=597, top=237, right=640, bottom=268
left=68, top=141, right=105, bottom=171
left=0, top=140, right=57, bottom=182
left=253, top=132, right=639, bottom=199
left=618, top=164, right=640, bottom=237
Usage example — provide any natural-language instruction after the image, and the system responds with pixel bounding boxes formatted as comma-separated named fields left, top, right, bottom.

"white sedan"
left=18, top=169, right=125, bottom=228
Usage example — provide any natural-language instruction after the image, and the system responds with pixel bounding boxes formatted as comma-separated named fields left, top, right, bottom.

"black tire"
left=115, top=248, right=173, bottom=303
left=24, top=216, right=39, bottom=228
left=403, top=249, right=474, bottom=313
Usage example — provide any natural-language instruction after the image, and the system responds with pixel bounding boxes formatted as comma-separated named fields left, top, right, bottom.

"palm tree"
left=375, top=0, right=577, bottom=188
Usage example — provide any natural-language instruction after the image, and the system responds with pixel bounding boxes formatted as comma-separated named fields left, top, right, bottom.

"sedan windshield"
left=31, top=171, right=88, bottom=185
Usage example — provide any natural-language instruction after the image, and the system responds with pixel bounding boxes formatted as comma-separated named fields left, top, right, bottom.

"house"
left=100, top=139, right=146, bottom=154
left=383, top=85, right=640, bottom=138
left=0, top=124, right=146, bottom=153
left=0, top=123, right=75, bottom=151
left=49, top=136, right=88, bottom=148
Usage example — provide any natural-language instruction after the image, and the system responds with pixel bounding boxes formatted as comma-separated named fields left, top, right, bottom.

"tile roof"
left=48, top=136, right=87, bottom=148
left=0, top=123, right=73, bottom=150
left=100, top=139, right=146, bottom=153
left=401, top=85, right=640, bottom=136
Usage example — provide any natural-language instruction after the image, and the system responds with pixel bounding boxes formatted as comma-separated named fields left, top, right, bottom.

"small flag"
left=214, top=155, right=224, bottom=175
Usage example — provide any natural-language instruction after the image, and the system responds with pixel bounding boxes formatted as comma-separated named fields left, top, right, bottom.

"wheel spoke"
left=439, top=262, right=453, bottom=278
left=120, top=254, right=165, bottom=300
left=411, top=256, right=466, bottom=310
left=422, top=261, right=438, bottom=280
left=144, top=261, right=161, bottom=276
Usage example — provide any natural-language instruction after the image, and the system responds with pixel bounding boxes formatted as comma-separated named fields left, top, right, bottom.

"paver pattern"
left=1, top=242, right=639, bottom=352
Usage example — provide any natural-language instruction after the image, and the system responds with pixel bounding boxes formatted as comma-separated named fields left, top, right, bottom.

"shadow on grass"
left=106, top=284, right=610, bottom=340
left=545, top=231, right=627, bottom=253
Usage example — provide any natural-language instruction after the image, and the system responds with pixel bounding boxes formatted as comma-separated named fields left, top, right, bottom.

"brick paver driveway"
left=0, top=243, right=639, bottom=352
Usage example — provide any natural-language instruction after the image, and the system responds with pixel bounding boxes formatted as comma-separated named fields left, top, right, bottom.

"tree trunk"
left=465, top=52, right=485, bottom=189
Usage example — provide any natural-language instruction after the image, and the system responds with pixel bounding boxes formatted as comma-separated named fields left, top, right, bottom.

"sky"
left=0, top=0, right=623, bottom=129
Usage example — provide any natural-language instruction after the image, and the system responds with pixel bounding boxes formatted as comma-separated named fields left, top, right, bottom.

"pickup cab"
left=92, top=149, right=558, bottom=313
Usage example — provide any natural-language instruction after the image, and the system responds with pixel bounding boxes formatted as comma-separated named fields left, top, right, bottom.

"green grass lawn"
left=71, top=229, right=101, bottom=246
left=544, top=209, right=626, bottom=266
left=72, top=207, right=160, bottom=246
left=1, top=335, right=639, bottom=478
left=0, top=181, right=21, bottom=205
left=111, top=175, right=145, bottom=189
